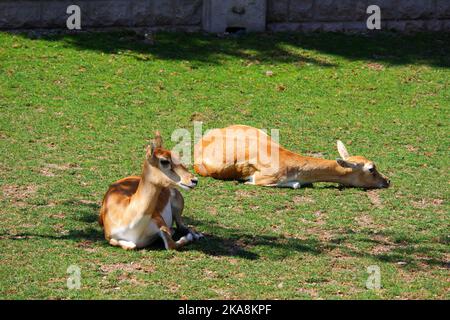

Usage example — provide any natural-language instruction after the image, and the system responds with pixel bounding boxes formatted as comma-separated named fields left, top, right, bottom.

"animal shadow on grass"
left=62, top=199, right=323, bottom=260
left=0, top=199, right=105, bottom=245
left=182, top=217, right=324, bottom=260
left=0, top=198, right=322, bottom=260
left=351, top=230, right=449, bottom=269
left=2, top=199, right=448, bottom=268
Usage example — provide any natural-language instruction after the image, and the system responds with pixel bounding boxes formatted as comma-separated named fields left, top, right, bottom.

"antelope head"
left=146, top=131, right=198, bottom=190
left=336, top=140, right=390, bottom=189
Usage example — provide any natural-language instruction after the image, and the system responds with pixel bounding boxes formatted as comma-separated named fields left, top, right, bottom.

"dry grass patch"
left=412, top=198, right=444, bottom=209
left=99, top=262, right=155, bottom=274
left=1, top=184, right=38, bottom=206
left=367, top=190, right=383, bottom=208
left=366, top=62, right=385, bottom=71
left=292, top=195, right=315, bottom=204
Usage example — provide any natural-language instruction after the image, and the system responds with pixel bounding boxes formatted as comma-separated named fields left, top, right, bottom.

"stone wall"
left=267, top=0, right=450, bottom=32
left=0, top=0, right=449, bottom=32
left=0, top=0, right=203, bottom=30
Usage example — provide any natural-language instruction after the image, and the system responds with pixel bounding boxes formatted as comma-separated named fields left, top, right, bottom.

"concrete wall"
left=0, top=0, right=449, bottom=32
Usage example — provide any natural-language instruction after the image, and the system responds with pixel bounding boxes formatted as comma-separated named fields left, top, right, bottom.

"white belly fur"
left=111, top=201, right=173, bottom=248
left=276, top=181, right=301, bottom=189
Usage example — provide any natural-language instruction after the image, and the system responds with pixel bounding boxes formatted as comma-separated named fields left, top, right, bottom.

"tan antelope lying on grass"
left=99, top=132, right=203, bottom=250
left=194, top=125, right=390, bottom=189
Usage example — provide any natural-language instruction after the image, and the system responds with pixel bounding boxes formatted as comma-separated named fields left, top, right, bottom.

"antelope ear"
left=154, top=130, right=163, bottom=148
left=146, top=142, right=156, bottom=159
left=336, top=158, right=360, bottom=169
left=337, top=140, right=350, bottom=159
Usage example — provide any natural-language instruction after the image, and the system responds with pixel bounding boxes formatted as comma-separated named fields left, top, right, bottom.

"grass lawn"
left=0, top=31, right=448, bottom=299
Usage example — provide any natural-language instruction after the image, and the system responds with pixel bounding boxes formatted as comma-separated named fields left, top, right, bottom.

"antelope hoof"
left=189, top=230, right=204, bottom=240
left=180, top=233, right=194, bottom=243
left=118, top=240, right=137, bottom=250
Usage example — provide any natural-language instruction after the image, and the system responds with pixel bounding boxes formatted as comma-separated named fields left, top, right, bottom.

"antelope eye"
left=160, top=159, right=170, bottom=166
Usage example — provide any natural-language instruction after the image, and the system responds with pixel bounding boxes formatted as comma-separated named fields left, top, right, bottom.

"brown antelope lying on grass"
left=194, top=125, right=390, bottom=189
left=99, top=132, right=203, bottom=250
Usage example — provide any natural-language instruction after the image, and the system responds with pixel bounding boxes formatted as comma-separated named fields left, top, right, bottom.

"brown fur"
left=194, top=125, right=390, bottom=189
left=99, top=133, right=201, bottom=250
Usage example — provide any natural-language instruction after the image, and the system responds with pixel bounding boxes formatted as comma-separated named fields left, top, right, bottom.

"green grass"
left=0, top=31, right=449, bottom=299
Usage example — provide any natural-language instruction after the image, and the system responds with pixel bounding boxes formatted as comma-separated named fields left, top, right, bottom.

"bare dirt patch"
left=313, top=210, right=327, bottom=225
left=46, top=163, right=81, bottom=170
left=371, top=243, right=396, bottom=255
left=99, top=262, right=155, bottom=274
left=327, top=247, right=355, bottom=261
left=366, top=62, right=385, bottom=71
left=412, top=198, right=444, bottom=209
left=50, top=212, right=66, bottom=219
left=115, top=272, right=147, bottom=286
left=293, top=195, right=315, bottom=204
left=275, top=203, right=294, bottom=214
left=39, top=167, right=55, bottom=177
left=406, top=145, right=419, bottom=153
left=2, top=184, right=37, bottom=199
left=79, top=199, right=98, bottom=206
left=367, top=190, right=383, bottom=208
left=303, top=226, right=333, bottom=242
left=166, top=282, right=181, bottom=293
left=76, top=240, right=98, bottom=252
left=208, top=206, right=218, bottom=215
left=355, top=214, right=376, bottom=228
left=52, top=223, right=67, bottom=235
left=190, top=111, right=207, bottom=122
left=297, top=287, right=320, bottom=299
left=1, top=184, right=37, bottom=206
left=235, top=189, right=258, bottom=198
left=40, top=163, right=81, bottom=177
left=212, top=288, right=232, bottom=299
left=203, top=269, right=219, bottom=280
